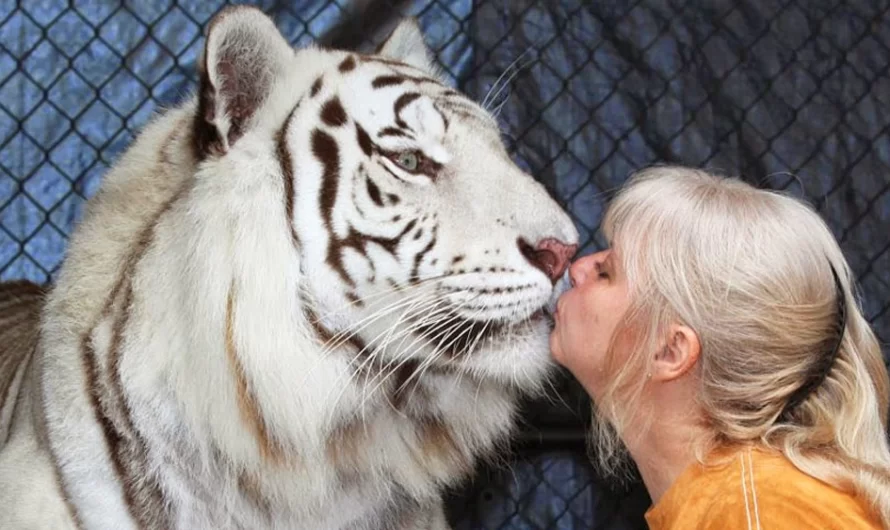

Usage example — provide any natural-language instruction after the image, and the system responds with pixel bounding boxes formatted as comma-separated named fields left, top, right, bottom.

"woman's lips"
left=546, top=269, right=572, bottom=317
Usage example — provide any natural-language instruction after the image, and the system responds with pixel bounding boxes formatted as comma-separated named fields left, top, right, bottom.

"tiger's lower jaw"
left=441, top=309, right=557, bottom=392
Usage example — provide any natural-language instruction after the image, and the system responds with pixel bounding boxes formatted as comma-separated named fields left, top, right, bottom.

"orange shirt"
left=645, top=446, right=882, bottom=530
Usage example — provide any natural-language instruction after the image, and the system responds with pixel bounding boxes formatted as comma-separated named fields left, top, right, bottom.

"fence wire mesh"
left=1, top=0, right=888, bottom=528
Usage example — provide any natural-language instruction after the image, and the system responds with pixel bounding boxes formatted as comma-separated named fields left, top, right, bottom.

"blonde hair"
left=589, top=166, right=890, bottom=526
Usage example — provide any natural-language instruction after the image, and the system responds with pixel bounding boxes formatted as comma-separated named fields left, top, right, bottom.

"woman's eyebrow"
left=603, top=252, right=621, bottom=276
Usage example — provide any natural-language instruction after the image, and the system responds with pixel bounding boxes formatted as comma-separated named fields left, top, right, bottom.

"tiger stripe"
left=338, top=55, right=356, bottom=72
left=321, top=97, right=348, bottom=127
left=105, top=281, right=170, bottom=529
left=0, top=280, right=44, bottom=446
left=411, top=224, right=437, bottom=282
left=37, top=382, right=86, bottom=530
left=77, top=182, right=189, bottom=528
left=325, top=416, right=366, bottom=471
left=0, top=280, right=86, bottom=529
left=416, top=416, right=471, bottom=475
left=393, top=93, right=421, bottom=130
left=372, top=75, right=405, bottom=89
left=310, top=76, right=323, bottom=97
left=391, top=360, right=422, bottom=410
left=225, top=286, right=286, bottom=464
left=312, top=128, right=354, bottom=290
left=302, top=305, right=367, bottom=358
left=308, top=120, right=414, bottom=295
left=276, top=106, right=300, bottom=249
left=355, top=123, right=373, bottom=156
left=378, top=126, right=412, bottom=139
left=370, top=73, right=441, bottom=89
left=366, top=174, right=384, bottom=207
left=80, top=301, right=138, bottom=525
left=238, top=470, right=274, bottom=515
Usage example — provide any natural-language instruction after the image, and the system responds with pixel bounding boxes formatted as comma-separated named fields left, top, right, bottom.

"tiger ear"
left=195, top=6, right=294, bottom=157
left=377, top=18, right=440, bottom=78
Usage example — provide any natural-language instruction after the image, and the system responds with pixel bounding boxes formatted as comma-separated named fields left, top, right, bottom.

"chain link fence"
left=1, top=0, right=888, bottom=528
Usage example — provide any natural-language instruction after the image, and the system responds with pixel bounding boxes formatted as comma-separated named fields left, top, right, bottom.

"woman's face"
left=550, top=249, right=633, bottom=398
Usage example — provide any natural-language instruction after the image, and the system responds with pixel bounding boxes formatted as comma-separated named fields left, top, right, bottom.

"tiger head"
left=192, top=7, right=579, bottom=391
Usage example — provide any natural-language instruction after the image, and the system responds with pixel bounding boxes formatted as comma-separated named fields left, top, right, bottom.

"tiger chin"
left=0, top=6, right=579, bottom=530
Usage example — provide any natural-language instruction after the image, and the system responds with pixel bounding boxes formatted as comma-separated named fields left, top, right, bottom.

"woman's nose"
left=569, top=250, right=609, bottom=286
left=568, top=253, right=597, bottom=286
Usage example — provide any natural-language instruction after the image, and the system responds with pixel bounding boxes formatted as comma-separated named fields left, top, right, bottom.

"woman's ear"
left=651, top=323, right=701, bottom=382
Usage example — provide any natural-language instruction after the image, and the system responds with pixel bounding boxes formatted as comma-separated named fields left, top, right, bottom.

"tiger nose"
left=519, top=237, right=578, bottom=283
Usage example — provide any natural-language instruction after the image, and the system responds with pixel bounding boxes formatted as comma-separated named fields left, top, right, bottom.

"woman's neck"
left=622, top=389, right=707, bottom=503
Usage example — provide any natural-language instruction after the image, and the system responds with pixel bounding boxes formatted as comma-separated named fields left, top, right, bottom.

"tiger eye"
left=396, top=152, right=419, bottom=171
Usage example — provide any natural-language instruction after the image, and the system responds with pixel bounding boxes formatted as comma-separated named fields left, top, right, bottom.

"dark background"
left=1, top=1, right=887, bottom=528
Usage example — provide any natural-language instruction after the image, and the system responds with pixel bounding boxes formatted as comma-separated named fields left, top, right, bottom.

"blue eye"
left=395, top=151, right=419, bottom=171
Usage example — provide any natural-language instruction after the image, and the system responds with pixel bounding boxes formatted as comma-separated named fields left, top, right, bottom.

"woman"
left=550, top=166, right=890, bottom=529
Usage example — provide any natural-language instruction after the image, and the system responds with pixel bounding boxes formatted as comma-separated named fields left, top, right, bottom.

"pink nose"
left=519, top=237, right=578, bottom=283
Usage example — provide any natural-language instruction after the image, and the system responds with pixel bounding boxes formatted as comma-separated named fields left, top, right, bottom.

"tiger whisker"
left=404, top=319, right=481, bottom=400
left=394, top=298, right=489, bottom=398
left=360, top=290, right=487, bottom=411
left=323, top=295, right=459, bottom=428
left=353, top=293, right=458, bottom=372
left=301, top=290, right=439, bottom=385
left=313, top=288, right=439, bottom=360
left=372, top=314, right=465, bottom=411
left=306, top=272, right=484, bottom=359
left=306, top=275, right=450, bottom=322
left=357, top=310, right=451, bottom=416
left=450, top=308, right=493, bottom=394
left=358, top=294, right=474, bottom=402
left=358, top=308, right=467, bottom=420
left=320, top=295, right=453, bottom=425
left=481, top=46, right=534, bottom=111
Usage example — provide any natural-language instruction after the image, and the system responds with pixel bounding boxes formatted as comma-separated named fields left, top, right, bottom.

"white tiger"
left=0, top=5, right=579, bottom=529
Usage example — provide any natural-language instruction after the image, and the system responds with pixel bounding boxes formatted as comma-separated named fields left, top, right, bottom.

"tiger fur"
left=0, top=6, right=579, bottom=529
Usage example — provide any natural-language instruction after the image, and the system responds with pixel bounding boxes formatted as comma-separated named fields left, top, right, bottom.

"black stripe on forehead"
left=394, top=93, right=422, bottom=130
left=339, top=55, right=356, bottom=72
left=373, top=75, right=405, bottom=89
left=395, top=93, right=421, bottom=115
left=372, top=73, right=442, bottom=89
left=359, top=55, right=416, bottom=69
left=311, top=76, right=323, bottom=98
left=378, top=126, right=413, bottom=139
left=321, top=96, right=348, bottom=127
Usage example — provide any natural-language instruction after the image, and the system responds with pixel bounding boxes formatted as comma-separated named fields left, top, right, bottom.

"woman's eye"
left=395, top=151, right=419, bottom=171
left=595, top=263, right=609, bottom=279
